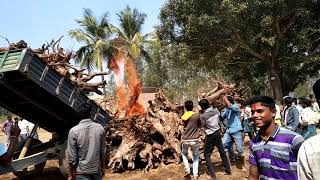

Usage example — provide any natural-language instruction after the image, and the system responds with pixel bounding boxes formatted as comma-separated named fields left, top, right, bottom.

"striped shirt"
left=249, top=125, right=305, bottom=180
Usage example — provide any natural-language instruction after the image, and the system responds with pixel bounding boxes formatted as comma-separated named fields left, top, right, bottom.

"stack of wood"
left=197, top=80, right=248, bottom=110
left=0, top=40, right=107, bottom=95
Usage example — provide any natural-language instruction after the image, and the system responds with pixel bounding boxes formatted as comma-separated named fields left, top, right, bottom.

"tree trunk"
left=267, top=60, right=282, bottom=104
left=100, top=65, right=106, bottom=95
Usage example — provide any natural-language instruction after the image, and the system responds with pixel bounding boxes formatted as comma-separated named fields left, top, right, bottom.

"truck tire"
left=13, top=138, right=46, bottom=178
left=58, top=141, right=69, bottom=178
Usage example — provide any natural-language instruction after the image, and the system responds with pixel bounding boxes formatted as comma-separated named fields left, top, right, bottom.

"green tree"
left=69, top=8, right=113, bottom=95
left=111, top=6, right=147, bottom=60
left=157, top=0, right=320, bottom=102
left=140, top=33, right=168, bottom=87
left=112, top=6, right=169, bottom=88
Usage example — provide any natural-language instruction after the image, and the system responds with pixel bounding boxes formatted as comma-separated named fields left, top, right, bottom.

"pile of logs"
left=0, top=40, right=107, bottom=94
left=197, top=80, right=248, bottom=110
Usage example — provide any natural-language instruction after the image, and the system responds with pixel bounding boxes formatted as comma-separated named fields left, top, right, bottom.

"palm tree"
left=111, top=7, right=164, bottom=89
left=69, top=8, right=113, bottom=95
left=111, top=6, right=148, bottom=60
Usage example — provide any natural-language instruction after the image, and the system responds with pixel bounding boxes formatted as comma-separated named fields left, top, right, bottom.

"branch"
left=78, top=81, right=106, bottom=87
left=274, top=16, right=281, bottom=36
left=207, top=88, right=226, bottom=105
left=52, top=35, right=64, bottom=53
left=243, top=44, right=267, bottom=61
left=79, top=71, right=109, bottom=82
left=0, top=35, right=10, bottom=45
left=234, top=33, right=267, bottom=61
left=204, top=81, right=221, bottom=98
left=308, top=44, right=320, bottom=56
left=282, top=14, right=297, bottom=35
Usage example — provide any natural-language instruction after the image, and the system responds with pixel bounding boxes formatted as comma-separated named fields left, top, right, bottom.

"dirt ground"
left=0, top=129, right=250, bottom=180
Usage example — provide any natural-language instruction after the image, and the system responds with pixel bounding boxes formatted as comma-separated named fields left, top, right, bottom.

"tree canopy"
left=157, top=0, right=320, bottom=101
left=69, top=9, right=114, bottom=94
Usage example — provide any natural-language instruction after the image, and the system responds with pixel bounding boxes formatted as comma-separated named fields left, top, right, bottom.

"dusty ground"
left=0, top=129, right=250, bottom=180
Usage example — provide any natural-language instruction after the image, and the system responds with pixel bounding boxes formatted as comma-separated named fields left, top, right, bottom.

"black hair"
left=302, top=98, right=312, bottom=107
left=284, top=96, right=293, bottom=105
left=248, top=96, right=275, bottom=110
left=313, top=79, right=320, bottom=101
left=309, top=94, right=314, bottom=99
left=199, top=99, right=210, bottom=110
left=298, top=97, right=304, bottom=103
left=78, top=102, right=92, bottom=119
left=184, top=100, right=193, bottom=111
left=293, top=97, right=297, bottom=105
left=240, top=99, right=247, bottom=106
left=227, top=96, right=234, bottom=104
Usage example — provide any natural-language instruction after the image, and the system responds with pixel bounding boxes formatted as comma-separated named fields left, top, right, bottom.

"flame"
left=108, top=51, right=145, bottom=118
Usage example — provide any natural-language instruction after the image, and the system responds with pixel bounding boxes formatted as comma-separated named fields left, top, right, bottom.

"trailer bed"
left=0, top=49, right=110, bottom=134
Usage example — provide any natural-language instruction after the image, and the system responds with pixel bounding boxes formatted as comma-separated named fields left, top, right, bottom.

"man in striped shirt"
left=248, top=96, right=304, bottom=180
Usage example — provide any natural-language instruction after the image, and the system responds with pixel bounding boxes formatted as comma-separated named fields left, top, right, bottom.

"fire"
left=108, top=51, right=145, bottom=118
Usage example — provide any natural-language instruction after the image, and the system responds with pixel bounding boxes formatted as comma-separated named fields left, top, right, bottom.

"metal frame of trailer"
left=0, top=48, right=111, bottom=177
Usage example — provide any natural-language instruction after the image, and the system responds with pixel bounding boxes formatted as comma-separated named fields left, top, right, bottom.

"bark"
left=100, top=65, right=107, bottom=96
left=105, top=90, right=184, bottom=172
left=267, top=59, right=282, bottom=104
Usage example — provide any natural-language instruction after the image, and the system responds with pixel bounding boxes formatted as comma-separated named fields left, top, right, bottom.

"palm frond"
left=117, top=6, right=147, bottom=40
left=110, top=24, right=128, bottom=40
left=70, top=8, right=114, bottom=75
left=69, top=29, right=94, bottom=44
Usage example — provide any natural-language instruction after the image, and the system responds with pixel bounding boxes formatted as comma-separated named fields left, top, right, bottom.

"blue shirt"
left=0, top=144, right=6, bottom=156
left=222, top=103, right=243, bottom=133
left=0, top=144, right=9, bottom=174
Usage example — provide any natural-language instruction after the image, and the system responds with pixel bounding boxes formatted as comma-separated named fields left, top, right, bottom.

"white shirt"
left=312, top=102, right=320, bottom=112
left=296, top=105, right=303, bottom=114
left=298, top=134, right=320, bottom=180
left=275, top=104, right=282, bottom=120
left=299, top=107, right=318, bottom=125
left=241, top=106, right=251, bottom=119
left=18, top=119, right=34, bottom=135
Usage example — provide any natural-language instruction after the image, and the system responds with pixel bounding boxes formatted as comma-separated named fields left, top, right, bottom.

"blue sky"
left=0, top=0, right=165, bottom=50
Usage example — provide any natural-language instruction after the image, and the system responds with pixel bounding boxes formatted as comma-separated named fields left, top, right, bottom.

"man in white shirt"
left=309, top=94, right=320, bottom=112
left=298, top=80, right=320, bottom=180
left=18, top=119, right=38, bottom=142
left=299, top=99, right=317, bottom=140
left=296, top=98, right=304, bottom=113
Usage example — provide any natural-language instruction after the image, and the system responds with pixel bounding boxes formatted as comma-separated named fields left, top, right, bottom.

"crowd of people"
left=1, top=116, right=38, bottom=148
left=1, top=81, right=320, bottom=180
left=180, top=80, right=320, bottom=180
left=0, top=103, right=106, bottom=180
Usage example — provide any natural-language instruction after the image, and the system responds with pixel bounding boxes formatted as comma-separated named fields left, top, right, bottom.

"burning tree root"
left=106, top=90, right=185, bottom=172
left=106, top=113, right=182, bottom=172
